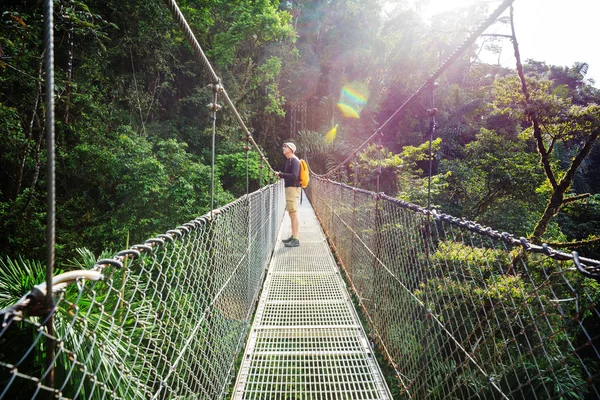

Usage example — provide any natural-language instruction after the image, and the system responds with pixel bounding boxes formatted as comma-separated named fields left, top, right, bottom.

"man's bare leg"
left=290, top=211, right=299, bottom=239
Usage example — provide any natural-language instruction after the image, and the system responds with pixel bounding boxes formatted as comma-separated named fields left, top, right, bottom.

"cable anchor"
left=426, top=108, right=438, bottom=117
left=206, top=103, right=222, bottom=112
left=207, top=80, right=222, bottom=115
left=207, top=82, right=224, bottom=94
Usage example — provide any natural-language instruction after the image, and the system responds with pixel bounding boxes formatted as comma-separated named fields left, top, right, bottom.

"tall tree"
left=508, top=7, right=600, bottom=244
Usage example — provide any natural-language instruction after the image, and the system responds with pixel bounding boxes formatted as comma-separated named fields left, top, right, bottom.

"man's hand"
left=274, top=171, right=280, bottom=178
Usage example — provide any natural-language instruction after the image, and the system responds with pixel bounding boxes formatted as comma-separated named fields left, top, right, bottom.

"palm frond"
left=0, top=256, right=47, bottom=309
left=64, top=247, right=114, bottom=270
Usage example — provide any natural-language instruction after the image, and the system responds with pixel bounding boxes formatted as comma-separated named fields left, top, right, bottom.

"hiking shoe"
left=284, top=238, right=300, bottom=247
left=282, top=236, right=294, bottom=243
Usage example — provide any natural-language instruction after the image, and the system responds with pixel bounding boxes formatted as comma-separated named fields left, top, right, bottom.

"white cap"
left=283, top=142, right=296, bottom=153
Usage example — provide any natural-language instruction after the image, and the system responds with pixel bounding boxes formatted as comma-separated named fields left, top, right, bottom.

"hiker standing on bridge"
left=275, top=142, right=301, bottom=247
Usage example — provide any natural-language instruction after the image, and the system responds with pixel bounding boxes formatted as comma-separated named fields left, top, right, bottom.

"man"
left=275, top=142, right=301, bottom=247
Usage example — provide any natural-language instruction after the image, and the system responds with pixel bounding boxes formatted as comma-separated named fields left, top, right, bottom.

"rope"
left=43, top=0, right=56, bottom=391
left=321, top=0, right=516, bottom=178
left=162, top=0, right=276, bottom=174
left=130, top=48, right=147, bottom=136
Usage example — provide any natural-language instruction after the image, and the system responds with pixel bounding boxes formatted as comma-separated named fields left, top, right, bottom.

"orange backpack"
left=298, top=159, right=309, bottom=188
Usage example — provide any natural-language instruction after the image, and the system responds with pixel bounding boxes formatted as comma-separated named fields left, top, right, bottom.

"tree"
left=507, top=7, right=600, bottom=244
left=439, top=127, right=544, bottom=235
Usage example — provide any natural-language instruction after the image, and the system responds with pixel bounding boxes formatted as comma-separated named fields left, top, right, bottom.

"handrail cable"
left=162, top=0, right=275, bottom=174
left=319, top=177, right=600, bottom=270
left=320, top=0, right=515, bottom=178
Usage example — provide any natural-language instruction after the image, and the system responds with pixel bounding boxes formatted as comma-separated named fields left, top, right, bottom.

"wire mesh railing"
left=0, top=181, right=284, bottom=399
left=307, top=176, right=600, bottom=400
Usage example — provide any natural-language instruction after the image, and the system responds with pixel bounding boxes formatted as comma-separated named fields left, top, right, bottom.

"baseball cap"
left=283, top=142, right=296, bottom=153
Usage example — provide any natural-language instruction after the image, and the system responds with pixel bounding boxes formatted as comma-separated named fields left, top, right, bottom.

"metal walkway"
left=233, top=198, right=392, bottom=399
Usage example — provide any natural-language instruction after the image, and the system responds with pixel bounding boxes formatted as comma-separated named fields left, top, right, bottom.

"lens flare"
left=324, top=124, right=338, bottom=144
left=341, top=86, right=368, bottom=106
left=336, top=103, right=360, bottom=119
left=337, top=81, right=369, bottom=119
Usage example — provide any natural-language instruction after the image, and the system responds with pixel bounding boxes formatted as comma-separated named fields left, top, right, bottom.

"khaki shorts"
left=285, top=187, right=302, bottom=213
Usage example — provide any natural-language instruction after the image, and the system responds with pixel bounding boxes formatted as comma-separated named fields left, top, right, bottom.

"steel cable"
left=43, top=0, right=56, bottom=392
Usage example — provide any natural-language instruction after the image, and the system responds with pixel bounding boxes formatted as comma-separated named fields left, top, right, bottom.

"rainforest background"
left=1, top=0, right=600, bottom=269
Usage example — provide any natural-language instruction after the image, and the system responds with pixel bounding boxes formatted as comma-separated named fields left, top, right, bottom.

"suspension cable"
left=245, top=138, right=250, bottom=196
left=426, top=83, right=437, bottom=212
left=208, top=82, right=221, bottom=215
left=162, top=0, right=276, bottom=174
left=321, top=0, right=515, bottom=179
left=423, top=81, right=437, bottom=399
left=376, top=136, right=382, bottom=193
left=43, top=0, right=56, bottom=390
left=259, top=159, right=264, bottom=188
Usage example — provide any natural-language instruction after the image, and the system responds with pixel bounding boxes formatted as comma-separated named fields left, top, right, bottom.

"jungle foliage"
left=1, top=0, right=600, bottom=397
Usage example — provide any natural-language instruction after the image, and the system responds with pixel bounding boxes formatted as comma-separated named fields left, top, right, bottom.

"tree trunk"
left=18, top=107, right=45, bottom=224
left=531, top=184, right=568, bottom=243
left=15, top=56, right=44, bottom=199
left=531, top=129, right=599, bottom=242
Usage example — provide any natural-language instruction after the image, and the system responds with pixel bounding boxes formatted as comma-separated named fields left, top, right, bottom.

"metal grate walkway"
left=233, top=197, right=392, bottom=399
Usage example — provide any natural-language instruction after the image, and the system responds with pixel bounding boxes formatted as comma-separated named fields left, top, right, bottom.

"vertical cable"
left=376, top=137, right=382, bottom=193
left=421, top=81, right=437, bottom=398
left=43, top=0, right=56, bottom=392
left=210, top=88, right=218, bottom=215
left=427, top=84, right=437, bottom=212
left=245, top=137, right=250, bottom=195
left=245, top=138, right=251, bottom=302
left=353, top=155, right=358, bottom=188
left=259, top=159, right=264, bottom=188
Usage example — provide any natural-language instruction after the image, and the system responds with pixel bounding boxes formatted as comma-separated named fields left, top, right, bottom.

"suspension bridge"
left=2, top=177, right=600, bottom=399
left=2, top=0, right=600, bottom=398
